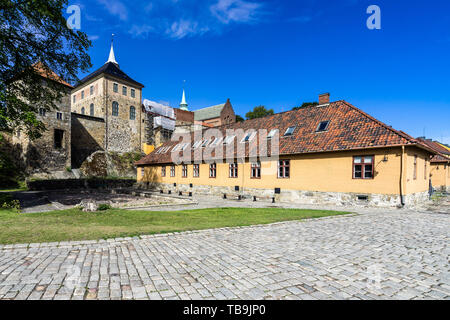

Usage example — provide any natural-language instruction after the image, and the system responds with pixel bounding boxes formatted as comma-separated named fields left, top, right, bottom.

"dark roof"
left=76, top=62, right=144, bottom=88
left=416, top=138, right=450, bottom=163
left=136, top=100, right=437, bottom=165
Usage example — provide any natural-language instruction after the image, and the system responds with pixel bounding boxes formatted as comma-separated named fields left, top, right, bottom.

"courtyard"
left=0, top=195, right=448, bottom=300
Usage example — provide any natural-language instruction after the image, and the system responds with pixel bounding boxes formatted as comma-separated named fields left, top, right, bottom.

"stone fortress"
left=8, top=41, right=236, bottom=179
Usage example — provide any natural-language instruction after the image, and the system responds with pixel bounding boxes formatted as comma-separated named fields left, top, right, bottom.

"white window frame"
left=284, top=126, right=296, bottom=136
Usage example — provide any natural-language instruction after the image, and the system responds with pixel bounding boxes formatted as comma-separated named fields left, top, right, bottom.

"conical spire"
left=179, top=81, right=188, bottom=111
left=106, top=34, right=118, bottom=66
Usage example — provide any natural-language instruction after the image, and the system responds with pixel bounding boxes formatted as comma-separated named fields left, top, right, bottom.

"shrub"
left=97, top=204, right=112, bottom=211
left=0, top=194, right=21, bottom=212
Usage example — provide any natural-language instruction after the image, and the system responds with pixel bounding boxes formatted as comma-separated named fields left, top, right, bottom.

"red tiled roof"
left=32, top=62, right=73, bottom=88
left=136, top=100, right=435, bottom=165
left=416, top=138, right=450, bottom=163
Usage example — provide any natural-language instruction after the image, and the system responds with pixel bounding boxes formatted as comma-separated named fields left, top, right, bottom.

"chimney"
left=319, top=93, right=330, bottom=105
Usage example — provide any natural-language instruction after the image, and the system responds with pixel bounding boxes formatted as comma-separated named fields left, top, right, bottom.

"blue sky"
left=69, top=0, right=450, bottom=144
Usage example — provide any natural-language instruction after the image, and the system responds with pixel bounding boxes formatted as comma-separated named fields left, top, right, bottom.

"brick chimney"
left=319, top=93, right=330, bottom=105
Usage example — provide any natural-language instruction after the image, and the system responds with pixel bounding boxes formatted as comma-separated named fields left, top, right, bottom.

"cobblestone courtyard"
left=0, top=205, right=448, bottom=300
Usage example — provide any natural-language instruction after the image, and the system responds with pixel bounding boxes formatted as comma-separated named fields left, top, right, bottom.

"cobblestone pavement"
left=0, top=208, right=449, bottom=300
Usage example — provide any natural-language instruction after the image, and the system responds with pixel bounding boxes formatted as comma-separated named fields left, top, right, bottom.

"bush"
left=97, top=204, right=112, bottom=211
left=0, top=194, right=21, bottom=212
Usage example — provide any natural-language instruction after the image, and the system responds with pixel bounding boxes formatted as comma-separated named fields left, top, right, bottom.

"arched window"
left=130, top=106, right=136, bottom=120
left=112, top=101, right=119, bottom=116
left=81, top=107, right=85, bottom=115
left=90, top=104, right=94, bottom=116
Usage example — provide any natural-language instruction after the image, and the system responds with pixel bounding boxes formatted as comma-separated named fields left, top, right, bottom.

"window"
left=424, top=160, right=427, bottom=180
left=90, top=104, right=94, bottom=116
left=122, top=86, right=127, bottom=96
left=81, top=107, right=85, bottom=115
left=56, top=112, right=63, bottom=120
left=278, top=160, right=290, bottom=178
left=353, top=156, right=374, bottom=179
left=182, top=165, right=188, bottom=178
left=161, top=166, right=166, bottom=177
left=209, top=163, right=217, bottom=178
left=131, top=89, right=135, bottom=98
left=251, top=162, right=261, bottom=179
left=241, top=132, right=256, bottom=143
left=54, top=129, right=64, bottom=149
left=130, top=106, right=136, bottom=120
left=170, top=165, right=176, bottom=177
left=161, top=129, right=172, bottom=142
left=141, top=168, right=145, bottom=178
left=39, top=108, right=46, bottom=117
left=113, top=83, right=118, bottom=93
left=316, top=121, right=330, bottom=132
left=193, top=164, right=200, bottom=177
left=413, top=155, right=417, bottom=180
left=267, top=129, right=278, bottom=139
left=112, top=101, right=119, bottom=116
left=73, top=95, right=76, bottom=103
left=229, top=163, right=238, bottom=178
left=81, top=90, right=84, bottom=99
left=202, top=140, right=210, bottom=148
left=284, top=126, right=296, bottom=136
left=90, top=86, right=94, bottom=96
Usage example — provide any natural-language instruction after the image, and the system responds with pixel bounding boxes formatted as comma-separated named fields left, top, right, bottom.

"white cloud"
left=166, top=20, right=209, bottom=39
left=97, top=0, right=128, bottom=21
left=210, top=0, right=262, bottom=24
left=129, top=24, right=155, bottom=38
left=88, top=35, right=100, bottom=41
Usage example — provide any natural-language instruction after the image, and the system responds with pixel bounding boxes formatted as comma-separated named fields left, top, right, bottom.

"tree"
left=245, top=106, right=274, bottom=120
left=235, top=115, right=245, bottom=122
left=292, top=102, right=318, bottom=110
left=0, top=0, right=92, bottom=139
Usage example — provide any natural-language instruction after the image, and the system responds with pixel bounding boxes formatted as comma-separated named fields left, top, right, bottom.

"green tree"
left=0, top=0, right=92, bottom=139
left=235, top=115, right=245, bottom=122
left=245, top=106, right=274, bottom=120
left=292, top=102, right=318, bottom=110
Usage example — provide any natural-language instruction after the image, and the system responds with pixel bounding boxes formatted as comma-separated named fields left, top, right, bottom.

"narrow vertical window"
left=278, top=160, right=290, bottom=178
left=130, top=106, right=136, bottom=120
left=229, top=163, right=238, bottom=178
left=251, top=162, right=261, bottom=179
left=170, top=165, right=175, bottom=177
left=122, top=86, right=127, bottom=96
left=209, top=163, right=217, bottom=178
left=81, top=107, right=85, bottom=115
left=161, top=166, right=166, bottom=177
left=112, top=101, right=119, bottom=116
left=413, top=155, right=417, bottom=180
left=81, top=90, right=84, bottom=99
left=56, top=112, right=63, bottom=120
left=182, top=164, right=188, bottom=178
left=131, top=89, right=136, bottom=98
left=141, top=168, right=145, bottom=178
left=90, top=104, right=94, bottom=116
left=193, top=164, right=200, bottom=177
left=424, top=159, right=427, bottom=180
left=90, top=85, right=94, bottom=95
left=113, top=83, right=118, bottom=93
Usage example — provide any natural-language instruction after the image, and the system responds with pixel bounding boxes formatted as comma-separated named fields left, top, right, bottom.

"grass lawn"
left=0, top=207, right=350, bottom=245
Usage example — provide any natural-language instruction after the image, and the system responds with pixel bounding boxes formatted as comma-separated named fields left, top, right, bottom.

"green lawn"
left=0, top=207, right=350, bottom=245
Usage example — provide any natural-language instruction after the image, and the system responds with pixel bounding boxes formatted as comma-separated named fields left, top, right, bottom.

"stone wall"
left=27, top=178, right=136, bottom=191
left=11, top=91, right=71, bottom=175
left=141, top=182, right=431, bottom=208
left=80, top=151, right=139, bottom=178
left=71, top=113, right=105, bottom=168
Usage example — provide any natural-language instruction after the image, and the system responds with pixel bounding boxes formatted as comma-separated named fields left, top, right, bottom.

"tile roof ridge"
left=340, top=100, right=415, bottom=144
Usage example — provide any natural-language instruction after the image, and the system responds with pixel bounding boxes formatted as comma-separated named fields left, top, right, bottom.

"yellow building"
left=417, top=138, right=450, bottom=192
left=136, top=95, right=440, bottom=207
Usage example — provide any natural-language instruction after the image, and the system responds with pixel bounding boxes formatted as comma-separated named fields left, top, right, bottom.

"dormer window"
left=241, top=132, right=256, bottom=143
left=284, top=126, right=296, bottom=137
left=316, top=121, right=330, bottom=132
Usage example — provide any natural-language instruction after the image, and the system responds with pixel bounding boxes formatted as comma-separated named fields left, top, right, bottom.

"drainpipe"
left=399, top=146, right=405, bottom=207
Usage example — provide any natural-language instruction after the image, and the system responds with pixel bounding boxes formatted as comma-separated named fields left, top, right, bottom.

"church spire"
left=106, top=34, right=118, bottom=66
left=179, top=81, right=188, bottom=111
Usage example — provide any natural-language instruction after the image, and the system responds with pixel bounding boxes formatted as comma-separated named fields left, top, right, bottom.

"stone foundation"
left=137, top=182, right=431, bottom=208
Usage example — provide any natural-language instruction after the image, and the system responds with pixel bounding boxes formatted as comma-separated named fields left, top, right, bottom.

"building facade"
left=136, top=95, right=439, bottom=207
